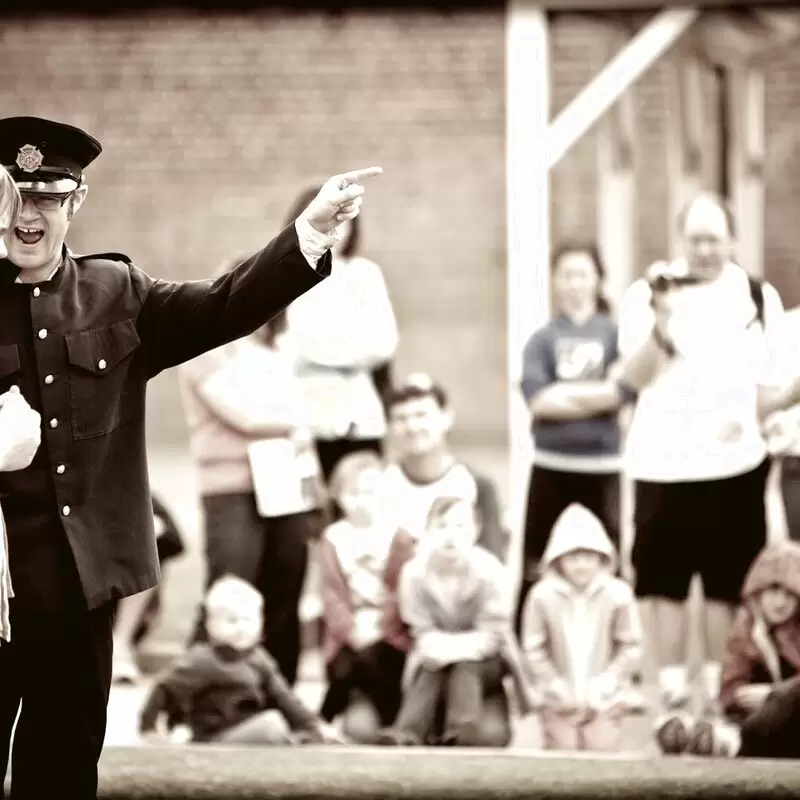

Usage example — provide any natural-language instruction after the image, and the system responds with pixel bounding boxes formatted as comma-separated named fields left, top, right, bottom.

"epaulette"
left=71, top=251, right=133, bottom=264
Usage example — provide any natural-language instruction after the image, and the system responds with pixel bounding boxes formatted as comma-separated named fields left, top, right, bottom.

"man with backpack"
left=613, top=193, right=800, bottom=735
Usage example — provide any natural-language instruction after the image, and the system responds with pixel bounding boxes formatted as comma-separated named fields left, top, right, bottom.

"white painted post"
left=505, top=0, right=550, bottom=589
left=596, top=64, right=637, bottom=307
left=548, top=7, right=700, bottom=170
left=728, top=66, right=765, bottom=278
left=666, top=54, right=707, bottom=259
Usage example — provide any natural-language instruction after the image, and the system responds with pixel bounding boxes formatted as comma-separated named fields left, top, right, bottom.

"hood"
left=541, top=503, right=616, bottom=572
left=741, top=540, right=800, bottom=602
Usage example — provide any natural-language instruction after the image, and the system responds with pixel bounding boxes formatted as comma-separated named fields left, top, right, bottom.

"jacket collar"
left=1, top=245, right=72, bottom=290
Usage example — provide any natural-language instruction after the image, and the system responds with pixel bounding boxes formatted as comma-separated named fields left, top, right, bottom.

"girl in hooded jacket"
left=521, top=503, right=644, bottom=751
left=656, top=540, right=800, bottom=758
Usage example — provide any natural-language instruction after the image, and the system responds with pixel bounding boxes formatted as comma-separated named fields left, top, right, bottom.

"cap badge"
left=16, top=144, right=44, bottom=173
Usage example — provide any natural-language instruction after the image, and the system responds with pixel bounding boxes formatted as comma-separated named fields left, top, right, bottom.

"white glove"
left=0, top=387, right=41, bottom=472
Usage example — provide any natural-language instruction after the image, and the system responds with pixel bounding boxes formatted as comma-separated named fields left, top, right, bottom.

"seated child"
left=522, top=503, right=645, bottom=752
left=112, top=492, right=186, bottom=684
left=140, top=575, right=344, bottom=745
left=376, top=496, right=532, bottom=747
left=656, top=540, right=800, bottom=758
left=318, top=452, right=405, bottom=742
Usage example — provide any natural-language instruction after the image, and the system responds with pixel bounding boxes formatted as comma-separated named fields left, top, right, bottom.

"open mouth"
left=15, top=227, right=44, bottom=246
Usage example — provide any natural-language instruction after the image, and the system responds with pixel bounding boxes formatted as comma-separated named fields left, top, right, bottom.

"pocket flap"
left=66, top=320, right=141, bottom=374
left=0, top=345, right=21, bottom=380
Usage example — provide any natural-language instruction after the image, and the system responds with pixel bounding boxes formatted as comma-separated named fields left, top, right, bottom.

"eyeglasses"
left=20, top=191, right=74, bottom=211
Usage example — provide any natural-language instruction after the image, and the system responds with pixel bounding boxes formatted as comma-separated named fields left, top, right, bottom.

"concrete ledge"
left=96, top=746, right=800, bottom=800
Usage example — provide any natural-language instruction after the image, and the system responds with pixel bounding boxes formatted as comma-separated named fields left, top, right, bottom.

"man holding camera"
left=616, top=193, right=798, bottom=727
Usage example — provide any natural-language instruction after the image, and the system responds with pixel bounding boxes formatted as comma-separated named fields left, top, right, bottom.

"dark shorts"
left=632, top=459, right=769, bottom=604
left=521, top=464, right=621, bottom=563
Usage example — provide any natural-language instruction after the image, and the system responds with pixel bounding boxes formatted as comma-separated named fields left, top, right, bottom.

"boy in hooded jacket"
left=521, top=503, right=645, bottom=751
left=656, top=540, right=800, bottom=758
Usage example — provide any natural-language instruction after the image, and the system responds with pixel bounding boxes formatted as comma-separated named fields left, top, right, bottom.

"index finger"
left=340, top=166, right=383, bottom=187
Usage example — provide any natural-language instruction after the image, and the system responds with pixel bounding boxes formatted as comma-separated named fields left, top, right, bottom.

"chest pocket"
left=66, top=320, right=143, bottom=440
left=0, top=345, right=21, bottom=393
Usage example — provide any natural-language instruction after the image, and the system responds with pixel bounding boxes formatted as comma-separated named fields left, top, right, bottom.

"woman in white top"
left=282, top=186, right=399, bottom=486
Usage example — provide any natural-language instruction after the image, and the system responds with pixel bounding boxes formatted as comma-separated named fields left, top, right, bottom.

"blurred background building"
left=1, top=2, right=799, bottom=452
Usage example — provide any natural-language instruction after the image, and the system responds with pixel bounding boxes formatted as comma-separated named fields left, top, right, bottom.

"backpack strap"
left=747, top=275, right=765, bottom=328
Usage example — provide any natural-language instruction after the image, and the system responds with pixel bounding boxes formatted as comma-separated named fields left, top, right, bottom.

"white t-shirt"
left=765, top=306, right=800, bottom=457
left=619, top=262, right=787, bottom=482
left=382, top=462, right=478, bottom=539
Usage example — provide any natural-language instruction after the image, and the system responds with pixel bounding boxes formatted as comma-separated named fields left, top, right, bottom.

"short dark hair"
left=386, top=372, right=449, bottom=411
left=677, top=192, right=737, bottom=237
left=283, top=184, right=361, bottom=259
left=551, top=239, right=612, bottom=314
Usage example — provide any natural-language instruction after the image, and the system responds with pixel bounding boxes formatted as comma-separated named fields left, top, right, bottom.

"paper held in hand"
left=248, top=437, right=325, bottom=518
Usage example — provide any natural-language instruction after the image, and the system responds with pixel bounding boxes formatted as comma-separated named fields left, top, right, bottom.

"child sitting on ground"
left=376, top=497, right=532, bottom=747
left=318, top=451, right=404, bottom=741
left=139, top=575, right=344, bottom=745
left=656, top=540, right=800, bottom=758
left=522, top=503, right=645, bottom=752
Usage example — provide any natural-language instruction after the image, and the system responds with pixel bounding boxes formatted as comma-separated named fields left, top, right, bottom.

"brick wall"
left=0, top=8, right=509, bottom=449
left=1, top=8, right=799, bottom=451
left=547, top=12, right=800, bottom=300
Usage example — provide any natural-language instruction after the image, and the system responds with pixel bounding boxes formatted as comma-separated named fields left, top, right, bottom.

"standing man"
left=617, top=193, right=799, bottom=728
left=0, top=115, right=380, bottom=799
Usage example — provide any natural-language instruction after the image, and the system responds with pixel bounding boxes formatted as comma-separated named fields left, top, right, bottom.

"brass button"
left=33, top=287, right=40, bottom=297
left=56, top=464, right=66, bottom=474
left=44, top=375, right=54, bottom=385
left=49, top=418, right=58, bottom=429
left=38, top=329, right=47, bottom=340
left=97, top=359, right=107, bottom=370
left=62, top=505, right=71, bottom=517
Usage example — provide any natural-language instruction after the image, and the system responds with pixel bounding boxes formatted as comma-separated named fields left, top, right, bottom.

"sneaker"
left=440, top=719, right=480, bottom=747
left=686, top=719, right=740, bottom=758
left=655, top=711, right=694, bottom=755
left=375, top=728, right=421, bottom=746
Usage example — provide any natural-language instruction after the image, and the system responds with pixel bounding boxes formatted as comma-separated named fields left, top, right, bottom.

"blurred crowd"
left=124, top=190, right=800, bottom=760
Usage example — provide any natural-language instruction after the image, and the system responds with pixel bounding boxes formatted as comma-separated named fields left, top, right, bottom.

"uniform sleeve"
left=520, top=329, right=555, bottom=402
left=134, top=223, right=331, bottom=378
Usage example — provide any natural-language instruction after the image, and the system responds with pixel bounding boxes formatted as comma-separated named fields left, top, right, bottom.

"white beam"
left=666, top=54, right=706, bottom=259
left=506, top=0, right=549, bottom=587
left=728, top=66, right=765, bottom=278
left=547, top=7, right=701, bottom=171
left=596, top=68, right=637, bottom=306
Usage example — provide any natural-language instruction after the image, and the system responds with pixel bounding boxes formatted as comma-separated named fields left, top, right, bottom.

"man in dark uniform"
left=0, top=115, right=380, bottom=799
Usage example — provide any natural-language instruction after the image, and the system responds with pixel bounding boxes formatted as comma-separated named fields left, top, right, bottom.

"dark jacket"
left=139, top=642, right=320, bottom=742
left=738, top=673, right=800, bottom=759
left=0, top=223, right=329, bottom=610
